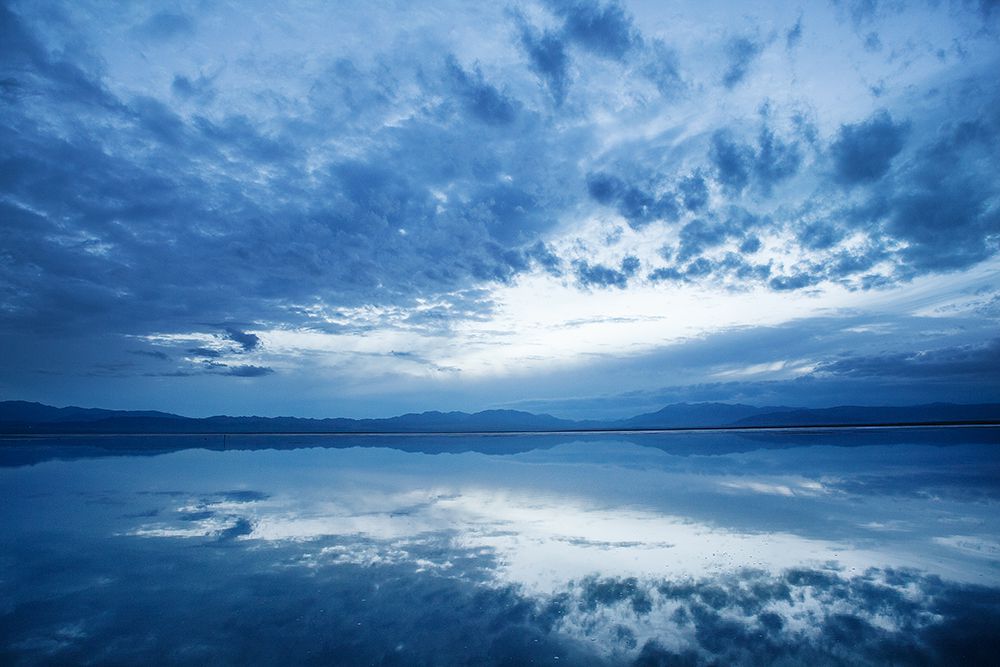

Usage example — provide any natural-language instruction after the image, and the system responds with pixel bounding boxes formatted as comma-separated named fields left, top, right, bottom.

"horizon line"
left=3, top=420, right=999, bottom=439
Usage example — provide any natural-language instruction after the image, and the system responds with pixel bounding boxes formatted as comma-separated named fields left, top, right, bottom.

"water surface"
left=1, top=427, right=998, bottom=665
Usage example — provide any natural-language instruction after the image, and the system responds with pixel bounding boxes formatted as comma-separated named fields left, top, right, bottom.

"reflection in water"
left=1, top=428, right=998, bottom=664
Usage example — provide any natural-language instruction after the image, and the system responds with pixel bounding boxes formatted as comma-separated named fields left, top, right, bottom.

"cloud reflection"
left=2, top=431, right=999, bottom=664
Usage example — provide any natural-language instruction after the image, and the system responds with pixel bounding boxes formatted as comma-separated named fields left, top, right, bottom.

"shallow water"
left=1, top=427, right=998, bottom=665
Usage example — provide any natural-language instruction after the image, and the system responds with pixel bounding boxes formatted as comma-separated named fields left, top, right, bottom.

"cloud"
left=769, top=272, right=820, bottom=291
left=978, top=0, right=1000, bottom=18
left=445, top=56, right=520, bottom=126
left=574, top=255, right=640, bottom=289
left=189, top=347, right=222, bottom=359
left=8, top=490, right=1000, bottom=667
left=499, top=314, right=1000, bottom=418
left=0, top=4, right=118, bottom=109
left=709, top=130, right=753, bottom=191
left=213, top=364, right=274, bottom=378
left=677, top=172, right=709, bottom=212
left=722, top=36, right=764, bottom=88
left=786, top=16, right=803, bottom=49
left=883, top=118, right=1000, bottom=273
left=215, top=490, right=270, bottom=502
left=555, top=567, right=1000, bottom=665
left=224, top=328, right=261, bottom=352
left=739, top=236, right=761, bottom=253
left=0, top=6, right=571, bottom=349
left=585, top=172, right=680, bottom=228
left=548, top=0, right=638, bottom=61
left=815, top=338, right=1000, bottom=380
left=171, top=72, right=216, bottom=105
left=1, top=0, right=999, bottom=409
left=709, top=127, right=801, bottom=195
left=130, top=349, right=169, bottom=360
left=677, top=218, right=731, bottom=261
left=830, top=110, right=909, bottom=185
left=516, top=19, right=570, bottom=104
left=526, top=241, right=564, bottom=276
left=754, top=128, right=802, bottom=193
left=216, top=517, right=255, bottom=541
left=638, top=39, right=684, bottom=97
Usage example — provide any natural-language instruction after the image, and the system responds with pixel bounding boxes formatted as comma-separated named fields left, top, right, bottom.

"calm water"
left=1, top=427, right=999, bottom=665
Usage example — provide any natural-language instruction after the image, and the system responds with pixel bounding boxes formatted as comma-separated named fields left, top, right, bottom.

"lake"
left=1, top=427, right=998, bottom=665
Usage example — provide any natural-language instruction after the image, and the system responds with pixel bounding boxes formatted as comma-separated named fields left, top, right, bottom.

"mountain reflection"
left=1, top=429, right=998, bottom=664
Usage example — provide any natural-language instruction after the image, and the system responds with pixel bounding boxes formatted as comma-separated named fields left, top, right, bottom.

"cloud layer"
left=1, top=0, right=998, bottom=413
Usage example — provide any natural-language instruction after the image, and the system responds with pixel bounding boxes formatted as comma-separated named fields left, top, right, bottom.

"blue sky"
left=1, top=0, right=998, bottom=418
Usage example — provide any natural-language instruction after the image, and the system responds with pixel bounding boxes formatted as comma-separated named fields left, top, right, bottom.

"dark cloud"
left=883, top=118, right=1000, bottom=272
left=0, top=6, right=570, bottom=353
left=738, top=236, right=761, bottom=254
left=189, top=347, right=222, bottom=359
left=797, top=114, right=1000, bottom=284
left=978, top=0, right=1000, bottom=17
left=786, top=16, right=803, bottom=49
left=130, top=349, right=169, bottom=360
left=754, top=128, right=802, bottom=193
left=445, top=56, right=520, bottom=126
left=722, top=36, right=764, bottom=88
left=769, top=272, right=820, bottom=291
left=648, top=266, right=684, bottom=283
left=677, top=172, right=709, bottom=212
left=799, top=220, right=844, bottom=251
left=215, top=490, right=270, bottom=502
left=171, top=73, right=216, bottom=105
left=830, top=110, right=909, bottom=185
left=0, top=4, right=118, bottom=109
left=677, top=218, right=730, bottom=261
left=224, top=328, right=260, bottom=352
left=517, top=20, right=570, bottom=104
left=548, top=0, right=639, bottom=61
left=709, top=130, right=753, bottom=191
left=212, top=365, right=274, bottom=378
left=647, top=208, right=772, bottom=285
left=574, top=255, right=639, bottom=289
left=585, top=172, right=679, bottom=229
left=709, top=127, right=801, bottom=195
left=816, top=338, right=1000, bottom=381
left=585, top=171, right=623, bottom=204
left=216, top=518, right=255, bottom=541
left=526, top=241, right=564, bottom=276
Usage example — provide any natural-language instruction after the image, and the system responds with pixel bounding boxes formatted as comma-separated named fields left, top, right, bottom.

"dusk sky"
left=1, top=0, right=998, bottom=418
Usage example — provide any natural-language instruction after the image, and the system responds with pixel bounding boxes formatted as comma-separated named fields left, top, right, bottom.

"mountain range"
left=1, top=400, right=998, bottom=434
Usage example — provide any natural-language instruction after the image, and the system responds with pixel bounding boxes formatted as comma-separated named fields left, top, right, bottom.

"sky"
left=1, top=0, right=998, bottom=418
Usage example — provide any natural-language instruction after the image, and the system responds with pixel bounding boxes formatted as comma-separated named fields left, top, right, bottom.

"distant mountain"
left=734, top=403, right=1000, bottom=427
left=0, top=400, right=182, bottom=424
left=0, top=402, right=578, bottom=434
left=0, top=400, right=997, bottom=434
left=615, top=402, right=786, bottom=429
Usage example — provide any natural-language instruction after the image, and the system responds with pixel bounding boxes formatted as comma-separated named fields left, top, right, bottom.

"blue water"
left=1, top=427, right=998, bottom=665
